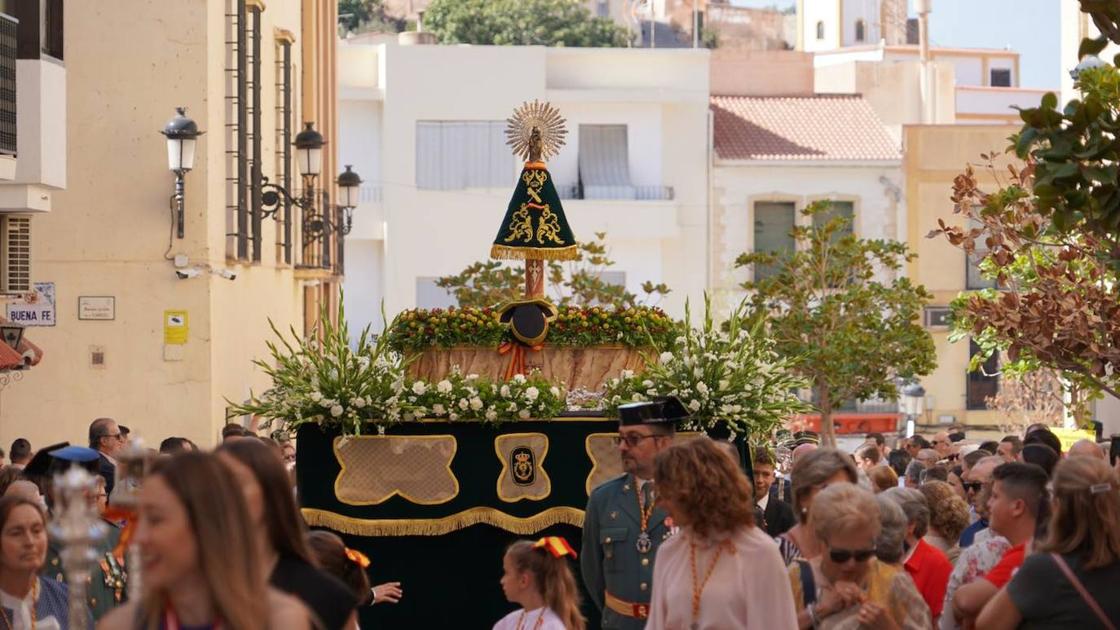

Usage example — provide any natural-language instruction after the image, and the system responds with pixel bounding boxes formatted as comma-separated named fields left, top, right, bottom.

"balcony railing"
left=556, top=184, right=674, bottom=201
left=0, top=14, right=16, bottom=157
left=359, top=183, right=382, bottom=204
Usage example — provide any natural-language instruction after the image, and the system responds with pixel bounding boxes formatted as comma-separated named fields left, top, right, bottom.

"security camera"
left=175, top=268, right=202, bottom=279
left=215, top=269, right=237, bottom=281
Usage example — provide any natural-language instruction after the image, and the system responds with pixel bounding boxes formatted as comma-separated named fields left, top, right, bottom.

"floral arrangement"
left=602, top=296, right=811, bottom=437
left=402, top=368, right=566, bottom=424
left=385, top=305, right=677, bottom=352
left=229, top=302, right=410, bottom=437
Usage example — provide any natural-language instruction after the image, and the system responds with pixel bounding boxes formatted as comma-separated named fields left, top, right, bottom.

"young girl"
left=494, top=537, right=585, bottom=630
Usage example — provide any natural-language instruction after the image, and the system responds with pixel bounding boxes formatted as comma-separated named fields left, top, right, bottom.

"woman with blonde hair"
left=98, top=452, right=308, bottom=630
left=646, top=438, right=797, bottom=629
left=977, top=456, right=1120, bottom=629
left=777, top=448, right=859, bottom=565
left=788, top=483, right=930, bottom=630
left=918, top=481, right=969, bottom=565
left=868, top=465, right=899, bottom=494
left=494, top=538, right=584, bottom=630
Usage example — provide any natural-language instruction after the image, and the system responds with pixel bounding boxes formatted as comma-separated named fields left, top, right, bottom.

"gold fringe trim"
left=490, top=244, right=579, bottom=261
left=302, top=506, right=585, bottom=537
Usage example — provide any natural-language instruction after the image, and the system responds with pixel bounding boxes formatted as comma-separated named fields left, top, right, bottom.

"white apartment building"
left=338, top=39, right=711, bottom=336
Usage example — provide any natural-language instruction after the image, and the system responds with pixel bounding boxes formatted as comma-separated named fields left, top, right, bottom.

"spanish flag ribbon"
left=533, top=536, right=577, bottom=559
left=498, top=342, right=543, bottom=381
left=101, top=506, right=138, bottom=565
left=345, top=547, right=371, bottom=569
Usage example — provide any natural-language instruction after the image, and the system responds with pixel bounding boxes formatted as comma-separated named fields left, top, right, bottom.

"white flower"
left=449, top=412, right=460, bottom=421
left=465, top=373, right=479, bottom=381
left=319, top=398, right=334, bottom=408
left=458, top=398, right=469, bottom=411
left=350, top=397, right=368, bottom=409
left=675, top=336, right=686, bottom=346
left=718, top=379, right=729, bottom=391
left=632, top=393, right=643, bottom=401
left=688, top=399, right=702, bottom=412
left=696, top=382, right=709, bottom=395
left=500, top=385, right=511, bottom=398
left=513, top=374, right=527, bottom=384
left=642, top=380, right=654, bottom=388
left=508, top=402, right=519, bottom=412
left=411, top=381, right=428, bottom=395
left=621, top=369, right=635, bottom=379
left=436, top=380, right=453, bottom=394
left=518, top=409, right=531, bottom=420
left=525, top=387, right=540, bottom=402
left=310, top=392, right=323, bottom=402
left=433, top=403, right=447, bottom=415
left=659, top=352, right=674, bottom=365
left=485, top=409, right=498, bottom=421
left=469, top=396, right=484, bottom=410
left=693, top=367, right=703, bottom=378
left=550, top=387, right=561, bottom=398
left=330, top=405, right=344, bottom=417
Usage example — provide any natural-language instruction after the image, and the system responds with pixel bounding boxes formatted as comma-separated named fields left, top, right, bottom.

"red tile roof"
left=711, top=94, right=900, bottom=162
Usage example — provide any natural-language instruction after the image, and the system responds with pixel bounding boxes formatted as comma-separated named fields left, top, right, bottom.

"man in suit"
left=88, top=417, right=125, bottom=495
left=581, top=397, right=684, bottom=630
left=754, top=446, right=796, bottom=537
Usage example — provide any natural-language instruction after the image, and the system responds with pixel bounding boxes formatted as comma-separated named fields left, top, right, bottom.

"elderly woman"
left=882, top=488, right=952, bottom=625
left=919, top=481, right=970, bottom=565
left=868, top=466, right=899, bottom=494
left=874, top=495, right=908, bottom=565
left=776, top=448, right=858, bottom=566
left=788, top=484, right=930, bottom=630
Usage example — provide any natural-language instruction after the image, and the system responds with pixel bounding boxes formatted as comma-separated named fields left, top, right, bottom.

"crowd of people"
left=0, top=407, right=1116, bottom=629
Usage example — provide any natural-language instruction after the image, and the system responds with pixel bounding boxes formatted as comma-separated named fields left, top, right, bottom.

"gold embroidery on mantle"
left=495, top=433, right=551, bottom=503
left=333, top=435, right=459, bottom=506
left=302, top=506, right=585, bottom=537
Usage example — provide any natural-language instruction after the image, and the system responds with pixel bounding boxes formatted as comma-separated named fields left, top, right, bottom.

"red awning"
left=0, top=317, right=43, bottom=370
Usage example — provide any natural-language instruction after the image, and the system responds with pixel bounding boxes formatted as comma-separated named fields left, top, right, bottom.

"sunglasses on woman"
left=962, top=481, right=983, bottom=493
left=828, top=546, right=876, bottom=563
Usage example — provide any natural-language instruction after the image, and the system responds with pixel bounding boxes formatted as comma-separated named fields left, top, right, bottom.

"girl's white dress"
left=492, top=606, right=568, bottom=630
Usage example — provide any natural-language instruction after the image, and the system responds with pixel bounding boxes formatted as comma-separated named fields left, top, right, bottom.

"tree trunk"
left=817, top=381, right=836, bottom=447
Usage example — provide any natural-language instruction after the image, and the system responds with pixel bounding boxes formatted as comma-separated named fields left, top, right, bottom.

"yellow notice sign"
left=1051, top=427, right=1097, bottom=452
left=163, top=310, right=189, bottom=345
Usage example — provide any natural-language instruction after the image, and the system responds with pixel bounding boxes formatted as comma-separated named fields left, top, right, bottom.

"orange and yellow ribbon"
left=533, top=536, right=577, bottom=559
left=498, top=342, right=543, bottom=380
left=345, top=547, right=371, bottom=569
left=102, top=506, right=138, bottom=564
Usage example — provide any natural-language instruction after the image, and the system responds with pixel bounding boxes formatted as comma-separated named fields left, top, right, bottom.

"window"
left=816, top=20, right=825, bottom=40
left=596, top=0, right=609, bottom=17
left=578, top=124, right=635, bottom=199
left=415, top=121, right=515, bottom=190
left=0, top=13, right=14, bottom=157
left=855, top=19, right=865, bottom=42
left=275, top=37, right=295, bottom=264
left=249, top=5, right=263, bottom=263
left=990, top=68, right=1012, bottom=87
left=965, top=219, right=996, bottom=290
left=0, top=215, right=30, bottom=294
left=11, top=0, right=62, bottom=60
left=812, top=200, right=855, bottom=239
left=752, top=201, right=795, bottom=281
left=416, top=278, right=458, bottom=309
left=966, top=339, right=999, bottom=410
left=923, top=306, right=951, bottom=328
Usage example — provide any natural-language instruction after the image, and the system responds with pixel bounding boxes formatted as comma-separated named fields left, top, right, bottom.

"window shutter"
left=0, top=215, right=31, bottom=294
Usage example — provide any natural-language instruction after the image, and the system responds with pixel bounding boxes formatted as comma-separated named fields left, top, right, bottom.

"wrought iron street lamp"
left=0, top=321, right=23, bottom=351
left=161, top=107, right=204, bottom=239
left=260, top=121, right=361, bottom=245
left=900, top=382, right=927, bottom=438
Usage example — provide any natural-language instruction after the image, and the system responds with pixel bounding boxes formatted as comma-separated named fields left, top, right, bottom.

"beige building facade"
left=0, top=0, right=342, bottom=449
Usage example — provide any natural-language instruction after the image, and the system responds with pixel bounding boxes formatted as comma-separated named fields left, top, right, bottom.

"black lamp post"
left=260, top=122, right=361, bottom=245
left=161, top=107, right=204, bottom=239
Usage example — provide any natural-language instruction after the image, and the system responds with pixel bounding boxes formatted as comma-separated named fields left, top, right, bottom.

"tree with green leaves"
left=436, top=232, right=669, bottom=309
left=737, top=203, right=936, bottom=446
left=339, top=0, right=400, bottom=34
left=423, top=0, right=629, bottom=47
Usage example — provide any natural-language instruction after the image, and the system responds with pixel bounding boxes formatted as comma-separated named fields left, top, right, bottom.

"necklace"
left=0, top=579, right=38, bottom=630
left=514, top=607, right=546, bottom=630
left=163, top=603, right=222, bottom=630
left=688, top=538, right=729, bottom=630
left=634, top=481, right=655, bottom=553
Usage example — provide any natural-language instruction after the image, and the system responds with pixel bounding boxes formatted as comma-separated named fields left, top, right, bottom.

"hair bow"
left=345, top=547, right=371, bottom=569
left=533, top=536, right=577, bottom=559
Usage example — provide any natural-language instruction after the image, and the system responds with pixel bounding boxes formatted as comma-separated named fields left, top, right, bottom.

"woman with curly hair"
left=919, top=481, right=969, bottom=565
left=645, top=438, right=797, bottom=629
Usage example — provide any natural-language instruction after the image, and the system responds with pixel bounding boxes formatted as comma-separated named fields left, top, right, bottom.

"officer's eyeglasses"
left=612, top=433, right=657, bottom=448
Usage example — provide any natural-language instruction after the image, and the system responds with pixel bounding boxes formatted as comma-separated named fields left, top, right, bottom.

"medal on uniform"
left=634, top=482, right=656, bottom=554
left=636, top=532, right=652, bottom=553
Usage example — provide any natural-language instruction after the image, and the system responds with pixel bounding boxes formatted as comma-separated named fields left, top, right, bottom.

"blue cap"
left=48, top=445, right=101, bottom=463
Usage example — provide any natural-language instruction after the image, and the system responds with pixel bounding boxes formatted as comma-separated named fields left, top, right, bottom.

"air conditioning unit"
left=0, top=215, right=31, bottom=295
left=924, top=306, right=951, bottom=328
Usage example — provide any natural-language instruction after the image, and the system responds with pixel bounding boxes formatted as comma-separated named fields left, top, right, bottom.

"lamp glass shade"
left=900, top=384, right=927, bottom=416
left=0, top=324, right=23, bottom=350
left=340, top=182, right=359, bottom=208
left=298, top=146, right=323, bottom=178
left=166, top=137, right=197, bottom=172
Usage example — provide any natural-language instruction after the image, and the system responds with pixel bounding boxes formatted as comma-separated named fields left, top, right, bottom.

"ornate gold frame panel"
left=333, top=435, right=459, bottom=506
left=494, top=432, right=551, bottom=502
left=584, top=431, right=704, bottom=495
left=302, top=506, right=584, bottom=537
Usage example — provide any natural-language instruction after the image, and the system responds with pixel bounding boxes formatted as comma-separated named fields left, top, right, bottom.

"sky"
left=729, top=0, right=1062, bottom=89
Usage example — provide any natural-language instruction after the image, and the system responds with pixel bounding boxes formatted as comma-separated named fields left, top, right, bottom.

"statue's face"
left=530, top=127, right=541, bottom=143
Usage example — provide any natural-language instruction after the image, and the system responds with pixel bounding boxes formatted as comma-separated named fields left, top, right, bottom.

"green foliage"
left=436, top=232, right=670, bottom=309
left=602, top=295, right=811, bottom=438
left=384, top=305, right=678, bottom=353
left=401, top=369, right=565, bottom=423
left=737, top=202, right=936, bottom=445
left=338, top=0, right=400, bottom=33
left=423, top=0, right=629, bottom=47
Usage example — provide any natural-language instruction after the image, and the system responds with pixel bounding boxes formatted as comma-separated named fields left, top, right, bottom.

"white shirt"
left=492, top=607, right=567, bottom=630
left=0, top=587, right=61, bottom=630
left=757, top=492, right=770, bottom=512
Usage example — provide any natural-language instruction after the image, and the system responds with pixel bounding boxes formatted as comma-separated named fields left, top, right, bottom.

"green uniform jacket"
left=581, top=474, right=672, bottom=630
left=44, top=521, right=126, bottom=621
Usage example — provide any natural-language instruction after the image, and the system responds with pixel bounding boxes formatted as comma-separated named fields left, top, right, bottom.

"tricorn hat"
left=497, top=298, right=559, bottom=346
left=617, top=396, right=689, bottom=427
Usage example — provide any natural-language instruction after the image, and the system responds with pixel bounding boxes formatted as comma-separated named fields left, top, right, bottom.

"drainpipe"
left=917, top=0, right=933, bottom=123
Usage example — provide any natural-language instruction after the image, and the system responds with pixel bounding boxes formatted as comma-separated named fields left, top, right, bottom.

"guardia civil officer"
left=581, top=397, right=684, bottom=630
